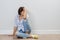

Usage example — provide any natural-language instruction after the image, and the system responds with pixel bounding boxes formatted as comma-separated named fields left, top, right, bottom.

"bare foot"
left=31, top=35, right=38, bottom=39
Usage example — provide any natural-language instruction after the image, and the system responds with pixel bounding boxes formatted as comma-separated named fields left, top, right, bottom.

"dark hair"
left=18, top=7, right=24, bottom=15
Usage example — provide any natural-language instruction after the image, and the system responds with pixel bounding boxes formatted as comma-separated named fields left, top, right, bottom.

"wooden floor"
left=0, top=34, right=60, bottom=40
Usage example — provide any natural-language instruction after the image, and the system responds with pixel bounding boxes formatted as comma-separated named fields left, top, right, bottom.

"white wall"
left=0, top=0, right=60, bottom=34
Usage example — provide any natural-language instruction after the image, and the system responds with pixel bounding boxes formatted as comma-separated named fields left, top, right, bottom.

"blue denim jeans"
left=16, top=20, right=31, bottom=38
left=16, top=31, right=30, bottom=38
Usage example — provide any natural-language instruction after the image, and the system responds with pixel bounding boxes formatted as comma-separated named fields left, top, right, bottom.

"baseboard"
left=32, top=30, right=60, bottom=34
left=0, top=30, right=60, bottom=35
left=0, top=30, right=13, bottom=35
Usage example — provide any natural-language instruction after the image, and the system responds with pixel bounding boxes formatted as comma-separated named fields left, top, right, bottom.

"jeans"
left=16, top=20, right=31, bottom=38
left=16, top=31, right=30, bottom=38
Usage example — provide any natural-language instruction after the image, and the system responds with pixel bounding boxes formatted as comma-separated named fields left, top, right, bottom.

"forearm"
left=13, top=27, right=17, bottom=36
left=23, top=12, right=27, bottom=19
left=23, top=8, right=27, bottom=19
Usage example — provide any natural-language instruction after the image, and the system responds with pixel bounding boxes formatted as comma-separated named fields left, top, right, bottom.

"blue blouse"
left=14, top=15, right=31, bottom=33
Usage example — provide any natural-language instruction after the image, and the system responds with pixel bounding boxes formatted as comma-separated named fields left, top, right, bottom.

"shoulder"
left=15, top=15, right=19, bottom=19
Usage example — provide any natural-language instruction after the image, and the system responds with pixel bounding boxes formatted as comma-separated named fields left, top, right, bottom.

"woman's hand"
left=25, top=30, right=29, bottom=34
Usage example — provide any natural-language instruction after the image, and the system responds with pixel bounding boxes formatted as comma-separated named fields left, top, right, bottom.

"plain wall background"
left=0, top=0, right=60, bottom=34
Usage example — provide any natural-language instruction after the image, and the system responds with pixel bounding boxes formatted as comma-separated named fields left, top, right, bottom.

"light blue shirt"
left=14, top=15, right=24, bottom=31
left=14, top=15, right=31, bottom=33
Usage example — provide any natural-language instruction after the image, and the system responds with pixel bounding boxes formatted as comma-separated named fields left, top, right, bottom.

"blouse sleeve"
left=27, top=14, right=29, bottom=19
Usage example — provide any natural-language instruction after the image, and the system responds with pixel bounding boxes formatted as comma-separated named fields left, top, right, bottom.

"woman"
left=13, top=7, right=32, bottom=38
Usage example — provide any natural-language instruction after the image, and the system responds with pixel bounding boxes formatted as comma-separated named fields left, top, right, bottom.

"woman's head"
left=18, top=7, right=25, bottom=16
